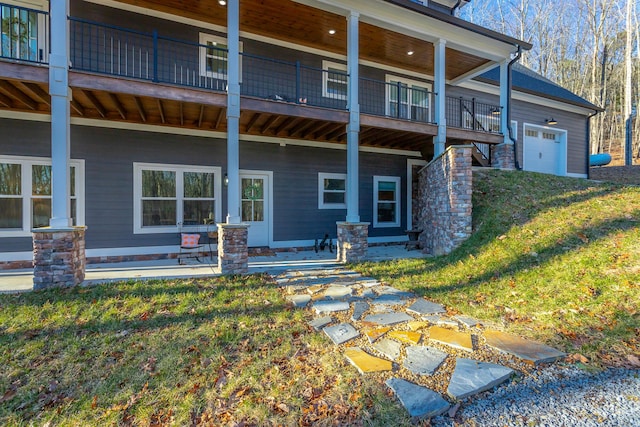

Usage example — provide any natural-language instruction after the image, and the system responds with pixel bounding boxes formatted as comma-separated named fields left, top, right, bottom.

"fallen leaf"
left=567, top=353, right=589, bottom=364
left=276, top=402, right=289, bottom=413
left=577, top=232, right=589, bottom=243
left=0, top=387, right=17, bottom=403
left=91, top=395, right=98, bottom=409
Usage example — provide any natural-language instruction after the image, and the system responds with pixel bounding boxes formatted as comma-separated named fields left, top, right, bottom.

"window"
left=526, top=129, right=538, bottom=138
left=543, top=132, right=557, bottom=141
left=386, top=75, right=432, bottom=122
left=322, top=61, right=348, bottom=100
left=318, top=172, right=346, bottom=209
left=199, top=33, right=242, bottom=81
left=373, top=176, right=401, bottom=228
left=133, top=163, right=221, bottom=233
left=0, top=156, right=84, bottom=237
left=241, top=177, right=264, bottom=221
left=0, top=2, right=48, bottom=63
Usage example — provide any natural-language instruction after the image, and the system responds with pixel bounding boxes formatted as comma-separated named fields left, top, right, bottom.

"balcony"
left=0, top=5, right=503, bottom=154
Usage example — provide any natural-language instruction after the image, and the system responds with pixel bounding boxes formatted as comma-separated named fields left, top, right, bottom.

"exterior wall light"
left=224, top=173, right=229, bottom=186
left=491, top=107, right=501, bottom=115
left=218, top=0, right=227, bottom=5
left=545, top=118, right=558, bottom=125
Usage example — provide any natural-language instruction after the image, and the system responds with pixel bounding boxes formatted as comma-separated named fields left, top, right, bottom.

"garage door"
left=523, top=127, right=563, bottom=175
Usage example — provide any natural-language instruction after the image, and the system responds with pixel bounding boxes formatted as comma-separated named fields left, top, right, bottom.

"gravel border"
left=432, top=365, right=640, bottom=426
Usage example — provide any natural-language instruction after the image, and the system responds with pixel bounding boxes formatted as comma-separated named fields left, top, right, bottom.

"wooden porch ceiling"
left=0, top=64, right=442, bottom=152
left=111, top=0, right=491, bottom=80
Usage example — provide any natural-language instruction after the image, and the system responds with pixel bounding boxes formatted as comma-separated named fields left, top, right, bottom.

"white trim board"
left=459, top=80, right=597, bottom=116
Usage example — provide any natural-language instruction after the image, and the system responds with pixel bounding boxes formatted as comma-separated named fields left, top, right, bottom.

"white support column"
left=499, top=59, right=510, bottom=144
left=346, top=11, right=360, bottom=223
left=434, top=39, right=447, bottom=157
left=226, top=0, right=241, bottom=224
left=48, top=0, right=72, bottom=228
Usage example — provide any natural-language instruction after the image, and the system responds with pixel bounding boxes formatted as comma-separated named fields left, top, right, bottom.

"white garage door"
left=523, top=127, right=564, bottom=175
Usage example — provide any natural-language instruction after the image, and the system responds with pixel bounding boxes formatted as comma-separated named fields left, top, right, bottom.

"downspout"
left=507, top=45, right=522, bottom=170
left=586, top=110, right=599, bottom=179
left=452, top=0, right=462, bottom=15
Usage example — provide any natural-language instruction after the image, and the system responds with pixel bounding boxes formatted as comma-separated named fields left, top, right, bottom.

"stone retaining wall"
left=33, top=227, right=86, bottom=290
left=336, top=222, right=370, bottom=263
left=419, top=146, right=473, bottom=256
left=217, top=224, right=249, bottom=274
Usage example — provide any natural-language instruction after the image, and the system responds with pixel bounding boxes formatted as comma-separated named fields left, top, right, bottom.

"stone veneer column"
left=491, top=143, right=515, bottom=170
left=217, top=223, right=249, bottom=274
left=33, top=227, right=86, bottom=290
left=336, top=222, right=369, bottom=263
left=419, top=146, right=473, bottom=256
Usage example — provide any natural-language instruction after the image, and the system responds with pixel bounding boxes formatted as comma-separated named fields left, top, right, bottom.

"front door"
left=240, top=171, right=270, bottom=247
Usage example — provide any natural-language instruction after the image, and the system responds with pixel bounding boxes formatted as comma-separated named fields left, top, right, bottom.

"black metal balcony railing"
left=1, top=10, right=502, bottom=134
left=360, top=77, right=435, bottom=124
left=0, top=3, right=48, bottom=64
left=446, top=96, right=502, bottom=133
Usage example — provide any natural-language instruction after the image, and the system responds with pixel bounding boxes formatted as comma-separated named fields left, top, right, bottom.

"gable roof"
left=476, top=63, right=603, bottom=112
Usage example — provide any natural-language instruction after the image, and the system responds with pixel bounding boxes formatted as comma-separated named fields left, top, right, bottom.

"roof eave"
left=384, top=0, right=532, bottom=50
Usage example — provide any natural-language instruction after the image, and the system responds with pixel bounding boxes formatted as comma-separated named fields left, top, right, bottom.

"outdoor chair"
left=178, top=221, right=204, bottom=264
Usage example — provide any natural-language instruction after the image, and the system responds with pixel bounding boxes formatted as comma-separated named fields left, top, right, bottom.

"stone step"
left=484, top=330, right=566, bottom=365
left=385, top=378, right=450, bottom=419
left=324, top=323, right=359, bottom=345
left=344, top=347, right=393, bottom=373
left=447, top=358, right=514, bottom=400
left=428, top=326, right=474, bottom=352
left=403, top=346, right=448, bottom=376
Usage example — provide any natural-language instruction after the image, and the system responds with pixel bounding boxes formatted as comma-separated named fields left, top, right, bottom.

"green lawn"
left=359, top=170, right=640, bottom=365
left=1, top=169, right=639, bottom=425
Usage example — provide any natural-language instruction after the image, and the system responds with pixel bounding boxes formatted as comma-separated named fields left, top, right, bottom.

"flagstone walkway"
left=275, top=267, right=566, bottom=420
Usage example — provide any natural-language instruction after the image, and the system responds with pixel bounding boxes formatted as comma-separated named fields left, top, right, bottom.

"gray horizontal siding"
left=446, top=85, right=589, bottom=175
left=0, top=119, right=412, bottom=254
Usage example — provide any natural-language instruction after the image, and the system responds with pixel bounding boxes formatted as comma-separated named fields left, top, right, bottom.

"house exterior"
left=0, top=0, right=599, bottom=286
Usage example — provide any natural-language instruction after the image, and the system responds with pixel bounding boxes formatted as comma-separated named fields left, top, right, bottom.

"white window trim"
left=0, top=155, right=85, bottom=237
left=133, top=162, right=221, bottom=234
left=1, top=0, right=49, bottom=62
left=322, top=60, right=348, bottom=100
left=373, top=175, right=401, bottom=228
left=198, top=33, right=243, bottom=80
left=318, top=172, right=347, bottom=209
left=385, top=75, right=433, bottom=120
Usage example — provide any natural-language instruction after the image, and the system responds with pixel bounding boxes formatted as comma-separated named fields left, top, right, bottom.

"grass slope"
left=359, top=169, right=640, bottom=365
left=0, top=169, right=638, bottom=425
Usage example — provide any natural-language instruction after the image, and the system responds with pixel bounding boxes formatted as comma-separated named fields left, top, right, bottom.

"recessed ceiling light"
left=328, top=29, right=336, bottom=35
left=218, top=0, right=227, bottom=5
left=407, top=51, right=414, bottom=56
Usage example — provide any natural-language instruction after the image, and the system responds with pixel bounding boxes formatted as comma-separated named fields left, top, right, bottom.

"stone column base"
left=336, top=222, right=370, bottom=263
left=33, top=226, right=87, bottom=290
left=217, top=223, right=249, bottom=275
left=491, top=142, right=515, bottom=170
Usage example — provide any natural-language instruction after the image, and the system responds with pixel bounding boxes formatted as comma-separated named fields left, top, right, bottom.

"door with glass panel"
left=240, top=171, right=270, bottom=247
left=386, top=77, right=431, bottom=122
